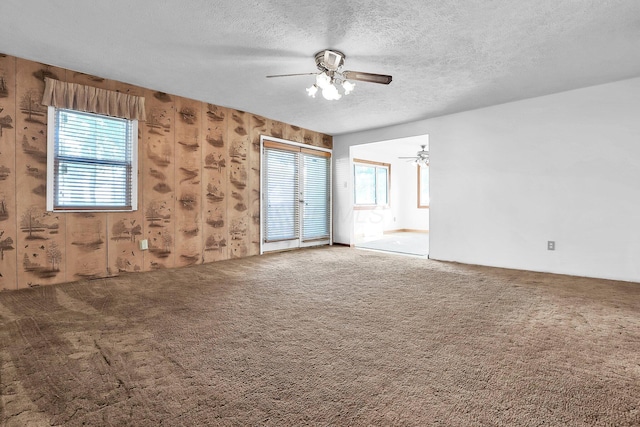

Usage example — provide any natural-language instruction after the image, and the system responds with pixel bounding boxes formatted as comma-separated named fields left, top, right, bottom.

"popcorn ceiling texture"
left=1, top=0, right=639, bottom=135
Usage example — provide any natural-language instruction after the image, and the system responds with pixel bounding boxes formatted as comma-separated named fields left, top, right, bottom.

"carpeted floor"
left=1, top=246, right=639, bottom=426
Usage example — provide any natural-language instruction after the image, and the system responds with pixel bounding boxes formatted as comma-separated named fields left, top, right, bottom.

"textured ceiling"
left=1, top=0, right=640, bottom=135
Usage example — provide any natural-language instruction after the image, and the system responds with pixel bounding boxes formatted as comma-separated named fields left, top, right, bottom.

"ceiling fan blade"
left=342, top=71, right=392, bottom=85
left=266, top=72, right=317, bottom=78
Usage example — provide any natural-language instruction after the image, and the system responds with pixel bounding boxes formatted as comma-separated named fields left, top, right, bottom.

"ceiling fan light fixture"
left=316, top=72, right=331, bottom=89
left=342, top=80, right=355, bottom=95
left=322, top=83, right=341, bottom=100
left=306, top=84, right=318, bottom=98
left=267, top=49, right=391, bottom=102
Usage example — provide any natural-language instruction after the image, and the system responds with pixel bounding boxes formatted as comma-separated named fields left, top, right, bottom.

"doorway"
left=350, top=135, right=429, bottom=257
left=260, top=137, right=332, bottom=253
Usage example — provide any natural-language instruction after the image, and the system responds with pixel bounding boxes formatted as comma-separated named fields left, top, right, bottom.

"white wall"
left=333, top=77, right=640, bottom=282
left=396, top=163, right=429, bottom=231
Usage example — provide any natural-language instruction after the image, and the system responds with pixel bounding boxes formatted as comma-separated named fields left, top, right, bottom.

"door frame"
left=260, top=135, right=333, bottom=254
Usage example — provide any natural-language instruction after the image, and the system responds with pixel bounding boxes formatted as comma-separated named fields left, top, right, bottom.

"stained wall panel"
left=202, top=104, right=229, bottom=262
left=0, top=55, right=17, bottom=290
left=248, top=114, right=267, bottom=256
left=15, top=59, right=67, bottom=288
left=142, top=89, right=176, bottom=271
left=284, top=124, right=305, bottom=144
left=321, top=134, right=333, bottom=149
left=66, top=69, right=112, bottom=90
left=228, top=110, right=250, bottom=259
left=107, top=212, right=144, bottom=275
left=107, top=80, right=146, bottom=275
left=174, top=97, right=203, bottom=267
left=65, top=213, right=108, bottom=280
left=267, top=119, right=284, bottom=140
left=0, top=52, right=332, bottom=290
left=62, top=71, right=110, bottom=281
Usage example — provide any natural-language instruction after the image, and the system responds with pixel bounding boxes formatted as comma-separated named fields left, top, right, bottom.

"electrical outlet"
left=139, top=239, right=149, bottom=250
left=547, top=241, right=555, bottom=251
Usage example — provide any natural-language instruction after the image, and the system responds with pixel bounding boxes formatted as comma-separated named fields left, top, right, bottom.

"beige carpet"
left=1, top=246, right=639, bottom=426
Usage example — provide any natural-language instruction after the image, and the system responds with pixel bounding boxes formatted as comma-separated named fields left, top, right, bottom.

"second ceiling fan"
left=267, top=49, right=392, bottom=100
left=399, top=145, right=430, bottom=166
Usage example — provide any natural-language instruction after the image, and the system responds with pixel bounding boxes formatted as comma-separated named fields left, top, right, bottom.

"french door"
left=261, top=137, right=332, bottom=253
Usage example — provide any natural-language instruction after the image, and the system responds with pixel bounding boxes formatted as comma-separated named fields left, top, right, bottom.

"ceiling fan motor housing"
left=316, top=50, right=345, bottom=71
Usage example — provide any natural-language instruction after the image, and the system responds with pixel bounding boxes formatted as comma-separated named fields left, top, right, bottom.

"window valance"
left=42, top=77, right=146, bottom=121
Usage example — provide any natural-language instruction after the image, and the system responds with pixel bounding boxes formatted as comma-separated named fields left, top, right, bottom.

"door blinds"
left=264, top=148, right=300, bottom=242
left=263, top=141, right=330, bottom=244
left=302, top=152, right=330, bottom=241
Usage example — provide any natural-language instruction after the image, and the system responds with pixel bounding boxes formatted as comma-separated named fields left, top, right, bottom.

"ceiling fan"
left=267, top=49, right=392, bottom=100
left=399, top=145, right=429, bottom=166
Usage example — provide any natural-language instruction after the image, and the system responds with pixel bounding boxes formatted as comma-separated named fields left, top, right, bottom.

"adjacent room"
left=351, top=135, right=430, bottom=257
left=1, top=1, right=639, bottom=425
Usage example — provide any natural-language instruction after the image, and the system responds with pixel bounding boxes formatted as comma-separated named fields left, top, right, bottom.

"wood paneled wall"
left=0, top=53, right=332, bottom=291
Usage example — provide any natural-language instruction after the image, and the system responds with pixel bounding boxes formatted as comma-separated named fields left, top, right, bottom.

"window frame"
left=353, top=158, right=391, bottom=209
left=46, top=106, right=138, bottom=212
left=418, top=164, right=429, bottom=209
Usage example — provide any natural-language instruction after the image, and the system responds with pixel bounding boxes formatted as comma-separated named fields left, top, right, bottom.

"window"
left=47, top=107, right=138, bottom=211
left=353, top=159, right=390, bottom=207
left=418, top=165, right=429, bottom=208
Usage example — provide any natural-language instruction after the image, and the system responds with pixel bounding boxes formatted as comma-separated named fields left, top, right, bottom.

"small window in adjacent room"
left=46, top=107, right=138, bottom=211
left=354, top=159, right=390, bottom=208
left=418, top=164, right=429, bottom=208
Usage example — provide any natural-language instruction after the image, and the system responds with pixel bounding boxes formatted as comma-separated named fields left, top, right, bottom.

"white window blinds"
left=47, top=108, right=137, bottom=211
left=264, top=148, right=300, bottom=242
left=302, top=153, right=330, bottom=241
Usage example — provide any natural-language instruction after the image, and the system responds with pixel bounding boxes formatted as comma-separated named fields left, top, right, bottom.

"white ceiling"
left=1, top=0, right=640, bottom=136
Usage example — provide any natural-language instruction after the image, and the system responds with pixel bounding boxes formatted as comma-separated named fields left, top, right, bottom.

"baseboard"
left=384, top=229, right=429, bottom=234
left=331, top=242, right=352, bottom=247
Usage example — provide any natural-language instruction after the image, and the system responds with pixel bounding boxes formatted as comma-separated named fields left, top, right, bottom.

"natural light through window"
left=354, top=160, right=390, bottom=207
left=47, top=107, right=138, bottom=211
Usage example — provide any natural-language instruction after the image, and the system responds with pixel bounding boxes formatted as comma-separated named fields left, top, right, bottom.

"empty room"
left=1, top=1, right=639, bottom=425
